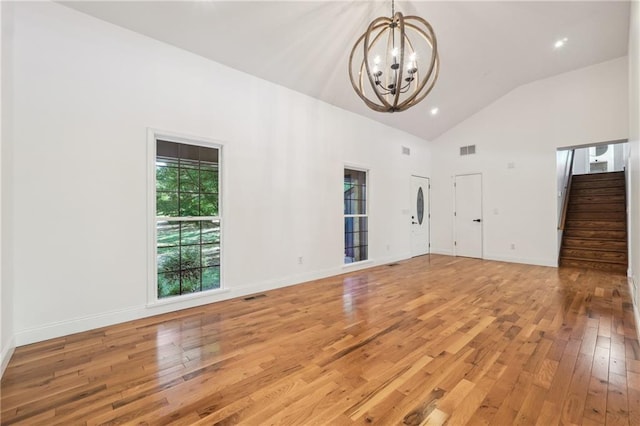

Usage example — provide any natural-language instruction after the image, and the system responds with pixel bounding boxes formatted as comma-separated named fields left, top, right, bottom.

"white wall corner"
left=1, top=336, right=15, bottom=377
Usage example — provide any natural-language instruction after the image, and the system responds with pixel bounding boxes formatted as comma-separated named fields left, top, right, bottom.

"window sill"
left=342, top=259, right=373, bottom=269
left=146, top=287, right=230, bottom=308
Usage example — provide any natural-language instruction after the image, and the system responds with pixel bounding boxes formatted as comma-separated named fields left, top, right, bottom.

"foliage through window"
left=156, top=140, right=221, bottom=298
left=344, top=168, right=368, bottom=263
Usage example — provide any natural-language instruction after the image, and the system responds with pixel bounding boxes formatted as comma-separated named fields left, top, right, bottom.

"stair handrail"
left=559, top=149, right=575, bottom=231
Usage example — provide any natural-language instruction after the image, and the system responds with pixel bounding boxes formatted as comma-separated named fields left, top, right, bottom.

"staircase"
left=560, top=171, right=627, bottom=274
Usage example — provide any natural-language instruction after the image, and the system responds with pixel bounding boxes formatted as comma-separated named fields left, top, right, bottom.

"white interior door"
left=455, top=174, right=482, bottom=258
left=410, top=176, right=430, bottom=257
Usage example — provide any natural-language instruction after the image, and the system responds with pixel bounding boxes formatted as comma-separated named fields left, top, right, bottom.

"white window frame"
left=343, top=165, right=369, bottom=265
left=147, top=129, right=225, bottom=306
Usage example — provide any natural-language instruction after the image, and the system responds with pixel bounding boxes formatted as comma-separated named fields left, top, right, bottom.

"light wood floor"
left=1, top=255, right=639, bottom=425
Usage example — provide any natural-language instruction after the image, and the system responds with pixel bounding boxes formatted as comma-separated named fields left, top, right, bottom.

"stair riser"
left=571, top=180, right=625, bottom=189
left=567, top=212, right=626, bottom=221
left=570, top=188, right=626, bottom=196
left=560, top=249, right=627, bottom=263
left=562, top=239, right=627, bottom=251
left=568, top=203, right=625, bottom=212
left=563, top=230, right=627, bottom=239
left=559, top=259, right=627, bottom=274
left=572, top=171, right=624, bottom=180
left=569, top=195, right=625, bottom=204
left=565, top=220, right=626, bottom=230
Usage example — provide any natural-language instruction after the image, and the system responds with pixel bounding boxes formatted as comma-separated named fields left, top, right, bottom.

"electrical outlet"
left=386, top=244, right=390, bottom=251
left=510, top=243, right=516, bottom=250
left=298, top=256, right=303, bottom=264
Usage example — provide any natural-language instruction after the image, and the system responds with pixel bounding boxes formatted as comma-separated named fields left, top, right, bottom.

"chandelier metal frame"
left=348, top=3, right=439, bottom=113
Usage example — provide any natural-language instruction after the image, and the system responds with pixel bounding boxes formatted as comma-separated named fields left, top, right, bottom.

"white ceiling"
left=60, top=1, right=630, bottom=141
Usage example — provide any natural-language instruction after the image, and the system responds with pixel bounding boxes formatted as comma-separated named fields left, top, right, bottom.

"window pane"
left=158, top=273, right=180, bottom=298
left=157, top=221, right=180, bottom=247
left=344, top=169, right=366, bottom=215
left=181, top=245, right=201, bottom=269
left=156, top=166, right=178, bottom=192
left=179, top=144, right=200, bottom=163
left=200, top=195, right=218, bottom=216
left=202, top=244, right=220, bottom=267
left=202, top=221, right=220, bottom=244
left=181, top=269, right=201, bottom=294
left=180, top=222, right=200, bottom=246
left=158, top=246, right=180, bottom=272
left=157, top=192, right=178, bottom=217
left=200, top=170, right=218, bottom=193
left=179, top=194, right=200, bottom=216
left=180, top=168, right=199, bottom=193
left=344, top=217, right=368, bottom=263
left=202, top=267, right=221, bottom=290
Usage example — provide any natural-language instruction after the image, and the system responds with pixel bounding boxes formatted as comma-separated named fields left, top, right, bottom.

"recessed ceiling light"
left=430, top=107, right=439, bottom=115
left=554, top=37, right=568, bottom=49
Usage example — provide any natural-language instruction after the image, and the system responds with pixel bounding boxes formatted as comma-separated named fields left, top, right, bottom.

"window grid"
left=156, top=140, right=221, bottom=299
left=344, top=168, right=368, bottom=264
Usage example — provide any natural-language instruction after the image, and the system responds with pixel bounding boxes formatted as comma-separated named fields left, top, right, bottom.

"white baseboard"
left=628, top=275, right=640, bottom=343
left=1, top=335, right=16, bottom=378
left=14, top=254, right=413, bottom=347
left=15, top=305, right=151, bottom=346
left=430, top=248, right=453, bottom=256
left=483, top=253, right=557, bottom=268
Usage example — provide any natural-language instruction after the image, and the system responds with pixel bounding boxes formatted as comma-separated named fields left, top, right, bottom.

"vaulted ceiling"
left=61, top=1, right=630, bottom=141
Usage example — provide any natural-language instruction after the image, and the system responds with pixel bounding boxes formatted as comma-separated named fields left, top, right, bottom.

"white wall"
left=556, top=149, right=570, bottom=253
left=430, top=57, right=628, bottom=266
left=573, top=147, right=589, bottom=175
left=0, top=1, right=15, bottom=376
left=4, top=2, right=432, bottom=346
left=628, top=0, right=640, bottom=339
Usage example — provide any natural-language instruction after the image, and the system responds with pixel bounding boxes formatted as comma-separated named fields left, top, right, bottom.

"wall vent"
left=244, top=294, right=267, bottom=301
left=459, top=145, right=477, bottom=156
left=402, top=146, right=411, bottom=156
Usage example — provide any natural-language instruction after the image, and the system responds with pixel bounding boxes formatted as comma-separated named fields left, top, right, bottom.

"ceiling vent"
left=460, top=145, right=477, bottom=156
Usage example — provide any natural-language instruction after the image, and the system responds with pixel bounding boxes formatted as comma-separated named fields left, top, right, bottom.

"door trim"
left=454, top=173, right=483, bottom=259
left=410, top=175, right=431, bottom=257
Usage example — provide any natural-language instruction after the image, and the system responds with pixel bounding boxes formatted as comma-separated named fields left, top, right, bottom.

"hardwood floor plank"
left=1, top=255, right=638, bottom=425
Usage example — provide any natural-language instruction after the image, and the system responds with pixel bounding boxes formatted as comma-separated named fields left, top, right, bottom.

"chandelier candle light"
left=349, top=0, right=439, bottom=112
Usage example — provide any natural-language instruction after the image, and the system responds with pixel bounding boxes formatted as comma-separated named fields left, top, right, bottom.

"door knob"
left=473, top=219, right=481, bottom=222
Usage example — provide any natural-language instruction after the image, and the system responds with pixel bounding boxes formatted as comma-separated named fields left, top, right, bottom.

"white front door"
left=455, top=174, right=482, bottom=258
left=410, top=176, right=430, bottom=257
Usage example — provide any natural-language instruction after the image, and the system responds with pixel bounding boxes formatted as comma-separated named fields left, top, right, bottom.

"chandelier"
left=348, top=0, right=439, bottom=113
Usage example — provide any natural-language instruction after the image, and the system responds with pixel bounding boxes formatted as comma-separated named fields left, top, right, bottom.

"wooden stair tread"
left=561, top=171, right=627, bottom=272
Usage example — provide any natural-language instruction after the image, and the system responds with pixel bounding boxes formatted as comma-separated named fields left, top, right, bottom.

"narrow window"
left=344, top=168, right=368, bottom=263
left=155, top=140, right=221, bottom=298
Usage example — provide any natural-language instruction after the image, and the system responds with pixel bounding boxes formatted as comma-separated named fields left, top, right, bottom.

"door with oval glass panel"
left=410, top=176, right=430, bottom=257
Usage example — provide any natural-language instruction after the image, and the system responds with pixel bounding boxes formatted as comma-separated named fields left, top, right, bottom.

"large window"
left=344, top=168, right=368, bottom=263
left=155, top=140, right=221, bottom=298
